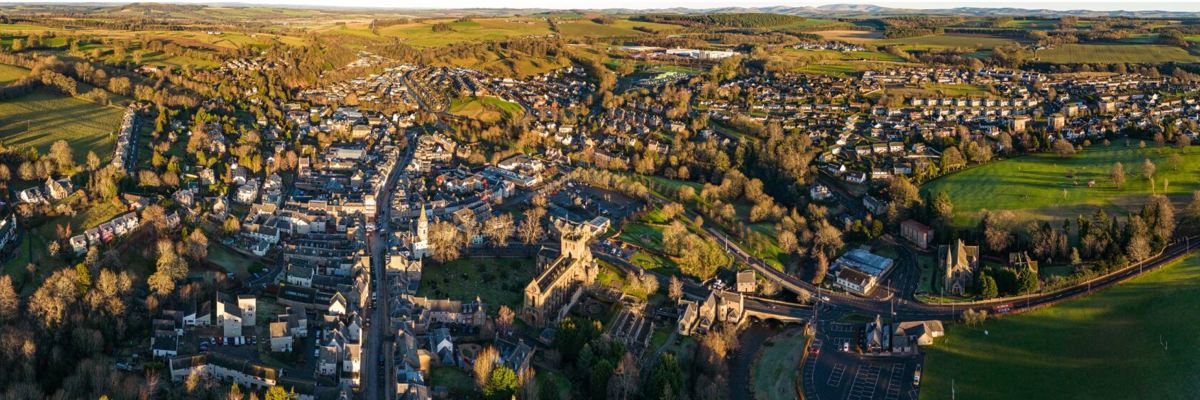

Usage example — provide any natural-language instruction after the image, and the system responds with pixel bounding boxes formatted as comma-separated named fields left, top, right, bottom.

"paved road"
left=363, top=130, right=415, bottom=400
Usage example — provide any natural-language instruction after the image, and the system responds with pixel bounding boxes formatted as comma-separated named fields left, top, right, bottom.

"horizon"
left=5, top=0, right=1200, bottom=12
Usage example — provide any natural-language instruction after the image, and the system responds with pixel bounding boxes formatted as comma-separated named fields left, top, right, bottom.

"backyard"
left=921, top=254, right=1200, bottom=399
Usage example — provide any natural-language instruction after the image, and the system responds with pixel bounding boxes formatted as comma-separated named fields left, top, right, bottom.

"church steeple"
left=416, top=202, right=429, bottom=243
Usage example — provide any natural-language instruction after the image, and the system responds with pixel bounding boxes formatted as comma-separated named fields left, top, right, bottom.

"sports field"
left=0, top=87, right=124, bottom=164
left=1034, top=44, right=1198, bottom=64
left=923, top=144, right=1200, bottom=227
left=921, top=253, right=1200, bottom=400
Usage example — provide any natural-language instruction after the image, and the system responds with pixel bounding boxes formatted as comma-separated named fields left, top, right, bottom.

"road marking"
left=827, top=363, right=847, bottom=387
left=846, top=364, right=881, bottom=400
left=883, top=363, right=905, bottom=400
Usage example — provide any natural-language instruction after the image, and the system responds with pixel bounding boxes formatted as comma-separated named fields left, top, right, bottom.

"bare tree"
left=429, top=220, right=464, bottom=262
left=668, top=276, right=684, bottom=302
left=0, top=275, right=19, bottom=322
left=473, top=346, right=499, bottom=388
left=1111, top=162, right=1126, bottom=189
left=484, top=213, right=514, bottom=247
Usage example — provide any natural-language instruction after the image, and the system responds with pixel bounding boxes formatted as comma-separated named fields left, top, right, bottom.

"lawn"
left=752, top=329, right=807, bottom=400
left=207, top=243, right=266, bottom=279
left=922, top=144, right=1200, bottom=227
left=921, top=253, right=1200, bottom=400
left=0, top=63, right=30, bottom=85
left=1034, top=44, right=1198, bottom=64
left=448, top=96, right=524, bottom=123
left=429, top=366, right=477, bottom=398
left=0, top=87, right=124, bottom=164
left=417, top=256, right=536, bottom=312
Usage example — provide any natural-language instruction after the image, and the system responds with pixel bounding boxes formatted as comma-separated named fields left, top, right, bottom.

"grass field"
left=877, top=34, right=1019, bottom=51
left=0, top=87, right=123, bottom=164
left=417, top=256, right=536, bottom=312
left=556, top=19, right=679, bottom=37
left=921, top=253, right=1200, bottom=400
left=0, top=63, right=30, bottom=85
left=1034, top=44, right=1198, bottom=64
left=923, top=144, right=1200, bottom=227
left=429, top=367, right=477, bottom=398
left=372, top=18, right=552, bottom=47
left=448, top=96, right=524, bottom=122
left=752, top=329, right=807, bottom=400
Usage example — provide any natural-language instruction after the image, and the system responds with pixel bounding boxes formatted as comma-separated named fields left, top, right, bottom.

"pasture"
left=555, top=19, right=679, bottom=37
left=0, top=63, right=30, bottom=85
left=922, top=144, right=1200, bottom=227
left=448, top=96, right=524, bottom=122
left=1034, top=44, right=1198, bottom=64
left=921, top=254, right=1200, bottom=400
left=0, top=87, right=123, bottom=164
left=375, top=18, right=552, bottom=47
left=876, top=34, right=1019, bottom=51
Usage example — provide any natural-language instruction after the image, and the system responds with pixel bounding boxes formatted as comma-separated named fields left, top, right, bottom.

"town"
left=0, top=4, right=1198, bottom=400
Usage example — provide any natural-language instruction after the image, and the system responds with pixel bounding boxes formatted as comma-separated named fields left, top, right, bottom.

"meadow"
left=1034, top=44, right=1198, bottom=64
left=921, top=254, right=1200, bottom=400
left=923, top=144, right=1200, bottom=227
left=0, top=87, right=124, bottom=164
left=876, top=34, right=1019, bottom=51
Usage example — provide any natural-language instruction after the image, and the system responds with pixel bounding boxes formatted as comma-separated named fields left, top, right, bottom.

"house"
left=736, top=270, right=757, bottom=293
left=835, top=267, right=876, bottom=296
left=429, top=328, right=455, bottom=366
left=939, top=240, right=980, bottom=295
left=152, top=335, right=179, bottom=358
left=832, top=249, right=895, bottom=296
left=892, top=320, right=945, bottom=353
left=269, top=319, right=293, bottom=352
left=862, top=195, right=888, bottom=215
left=900, top=220, right=933, bottom=250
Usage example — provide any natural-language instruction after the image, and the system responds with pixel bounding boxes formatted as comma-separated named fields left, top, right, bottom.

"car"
left=821, top=296, right=831, bottom=302
left=842, top=342, right=850, bottom=352
left=914, top=364, right=923, bottom=386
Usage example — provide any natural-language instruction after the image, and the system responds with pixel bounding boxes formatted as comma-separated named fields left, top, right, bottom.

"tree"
left=0, top=275, right=18, bottom=322
left=980, top=275, right=999, bottom=299
left=29, top=268, right=80, bottom=329
left=49, top=139, right=74, bottom=172
left=1052, top=138, right=1075, bottom=158
left=483, top=366, right=519, bottom=400
left=812, top=221, right=843, bottom=259
left=518, top=208, right=545, bottom=244
left=941, top=146, right=966, bottom=171
left=1016, top=269, right=1039, bottom=294
left=812, top=252, right=829, bottom=285
left=184, top=229, right=209, bottom=260
left=264, top=386, right=293, bottom=400
left=496, top=306, right=515, bottom=332
left=429, top=220, right=463, bottom=262
left=1142, top=158, right=1156, bottom=181
left=887, top=176, right=920, bottom=208
left=483, top=213, right=514, bottom=247
left=668, top=276, right=684, bottom=302
left=646, top=352, right=684, bottom=400
left=1110, top=162, right=1125, bottom=189
left=86, top=151, right=101, bottom=171
left=931, top=191, right=954, bottom=223
left=474, top=346, right=499, bottom=388
left=228, top=384, right=244, bottom=400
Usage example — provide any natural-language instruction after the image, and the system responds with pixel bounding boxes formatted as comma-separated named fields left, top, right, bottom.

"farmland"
left=1034, top=44, right=1199, bottom=64
left=0, top=87, right=124, bottom=164
left=0, top=63, right=30, bottom=85
left=922, top=144, right=1200, bottom=227
left=921, top=254, right=1200, bottom=400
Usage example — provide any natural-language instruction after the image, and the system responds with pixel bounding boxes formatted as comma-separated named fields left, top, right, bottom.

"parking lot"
left=802, top=322, right=924, bottom=400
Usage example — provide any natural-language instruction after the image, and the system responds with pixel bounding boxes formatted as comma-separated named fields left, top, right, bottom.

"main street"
left=363, top=130, right=416, bottom=400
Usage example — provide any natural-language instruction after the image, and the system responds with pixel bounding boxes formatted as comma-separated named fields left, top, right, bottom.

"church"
left=522, top=219, right=599, bottom=329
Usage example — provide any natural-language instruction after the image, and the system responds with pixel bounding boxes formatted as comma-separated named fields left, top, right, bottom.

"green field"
left=448, top=95, right=524, bottom=122
left=877, top=34, right=1019, bottom=50
left=923, top=144, right=1200, bottom=227
left=921, top=253, right=1200, bottom=400
left=1035, top=44, right=1198, bottom=64
left=0, top=88, right=123, bottom=164
left=417, top=256, right=536, bottom=312
left=752, top=329, right=807, bottom=400
left=375, top=18, right=552, bottom=47
left=555, top=19, right=679, bottom=37
left=0, top=63, right=30, bottom=85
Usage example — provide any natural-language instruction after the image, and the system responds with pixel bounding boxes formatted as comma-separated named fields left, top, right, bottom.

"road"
left=363, top=130, right=415, bottom=400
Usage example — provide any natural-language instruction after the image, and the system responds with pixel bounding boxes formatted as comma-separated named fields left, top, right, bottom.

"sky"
left=13, top=0, right=1200, bottom=11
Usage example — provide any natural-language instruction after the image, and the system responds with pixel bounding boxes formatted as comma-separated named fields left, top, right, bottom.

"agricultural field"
left=417, top=256, right=537, bottom=312
left=0, top=87, right=124, bottom=165
left=886, top=83, right=997, bottom=99
left=448, top=95, right=524, bottom=122
left=555, top=18, right=680, bottom=37
left=876, top=34, right=1019, bottom=51
left=1034, top=44, right=1199, bottom=64
left=813, top=30, right=883, bottom=41
left=373, top=18, right=553, bottom=47
left=0, top=63, right=30, bottom=85
left=921, top=254, right=1200, bottom=400
left=923, top=144, right=1200, bottom=227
